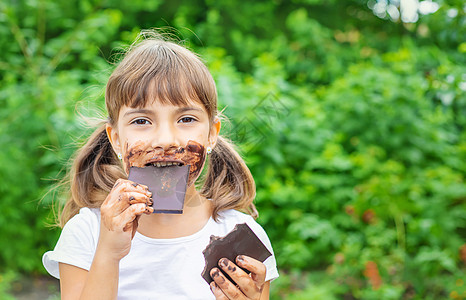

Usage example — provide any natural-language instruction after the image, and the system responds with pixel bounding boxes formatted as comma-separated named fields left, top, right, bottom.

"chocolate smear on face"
left=124, top=140, right=206, bottom=187
left=125, top=140, right=206, bottom=214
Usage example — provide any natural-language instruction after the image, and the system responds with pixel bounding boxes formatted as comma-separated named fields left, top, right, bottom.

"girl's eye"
left=131, top=118, right=151, bottom=125
left=178, top=117, right=196, bottom=124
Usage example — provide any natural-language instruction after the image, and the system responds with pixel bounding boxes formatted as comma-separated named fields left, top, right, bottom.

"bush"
left=0, top=0, right=464, bottom=298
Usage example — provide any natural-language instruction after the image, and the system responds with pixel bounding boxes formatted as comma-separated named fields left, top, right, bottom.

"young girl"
left=43, top=33, right=279, bottom=300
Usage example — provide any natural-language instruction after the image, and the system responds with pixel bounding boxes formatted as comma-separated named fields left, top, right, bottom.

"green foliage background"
left=0, top=0, right=465, bottom=299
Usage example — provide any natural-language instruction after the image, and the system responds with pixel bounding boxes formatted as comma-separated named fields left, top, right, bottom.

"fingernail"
left=210, top=282, right=216, bottom=292
left=210, top=268, right=220, bottom=278
left=219, top=258, right=228, bottom=267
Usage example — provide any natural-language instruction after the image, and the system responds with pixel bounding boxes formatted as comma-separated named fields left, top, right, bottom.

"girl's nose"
left=153, top=123, right=180, bottom=151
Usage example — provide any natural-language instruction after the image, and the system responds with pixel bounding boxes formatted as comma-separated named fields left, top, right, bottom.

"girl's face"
left=106, top=99, right=220, bottom=181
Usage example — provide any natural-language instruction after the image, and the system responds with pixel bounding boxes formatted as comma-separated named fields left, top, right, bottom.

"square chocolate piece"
left=128, top=165, right=190, bottom=214
left=201, top=223, right=272, bottom=284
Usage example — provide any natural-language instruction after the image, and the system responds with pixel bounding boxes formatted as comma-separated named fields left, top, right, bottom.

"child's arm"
left=59, top=179, right=152, bottom=300
left=209, top=255, right=270, bottom=300
left=59, top=250, right=119, bottom=300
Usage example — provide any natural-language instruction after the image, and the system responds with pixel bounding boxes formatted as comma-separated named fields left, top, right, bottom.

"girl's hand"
left=210, top=255, right=267, bottom=300
left=98, top=178, right=154, bottom=261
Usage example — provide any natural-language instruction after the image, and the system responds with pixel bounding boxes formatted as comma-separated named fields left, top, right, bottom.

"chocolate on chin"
left=201, top=223, right=272, bottom=284
left=128, top=165, right=190, bottom=214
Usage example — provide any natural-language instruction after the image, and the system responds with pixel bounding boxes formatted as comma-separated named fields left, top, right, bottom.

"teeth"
left=151, top=162, right=183, bottom=167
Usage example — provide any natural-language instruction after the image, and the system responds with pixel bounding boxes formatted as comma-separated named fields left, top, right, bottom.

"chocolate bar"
left=128, top=165, right=190, bottom=214
left=201, top=223, right=272, bottom=284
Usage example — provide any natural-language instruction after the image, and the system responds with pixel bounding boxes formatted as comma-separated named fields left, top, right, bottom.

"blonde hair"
left=59, top=33, right=257, bottom=226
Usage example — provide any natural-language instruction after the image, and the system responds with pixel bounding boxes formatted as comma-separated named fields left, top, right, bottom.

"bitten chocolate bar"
left=201, top=223, right=272, bottom=284
left=128, top=165, right=190, bottom=214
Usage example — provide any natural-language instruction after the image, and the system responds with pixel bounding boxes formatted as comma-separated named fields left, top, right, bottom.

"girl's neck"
left=136, top=184, right=213, bottom=239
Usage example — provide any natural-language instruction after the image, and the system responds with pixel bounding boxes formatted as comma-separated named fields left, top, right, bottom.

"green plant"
left=0, top=1, right=464, bottom=298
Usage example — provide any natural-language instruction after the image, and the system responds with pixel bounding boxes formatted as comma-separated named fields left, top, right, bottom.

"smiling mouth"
left=145, top=160, right=185, bottom=168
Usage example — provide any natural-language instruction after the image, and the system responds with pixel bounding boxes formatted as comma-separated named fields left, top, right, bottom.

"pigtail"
left=59, top=123, right=125, bottom=227
left=201, top=136, right=258, bottom=221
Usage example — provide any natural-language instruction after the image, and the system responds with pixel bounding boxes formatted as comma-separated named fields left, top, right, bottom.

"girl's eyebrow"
left=123, top=109, right=154, bottom=118
left=175, top=106, right=204, bottom=114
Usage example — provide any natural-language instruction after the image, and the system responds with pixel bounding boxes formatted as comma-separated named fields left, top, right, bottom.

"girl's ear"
left=209, top=117, right=221, bottom=149
left=106, top=123, right=121, bottom=154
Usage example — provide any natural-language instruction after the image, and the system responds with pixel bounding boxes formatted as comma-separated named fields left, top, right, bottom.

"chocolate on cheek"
left=183, top=141, right=206, bottom=187
left=124, top=140, right=157, bottom=174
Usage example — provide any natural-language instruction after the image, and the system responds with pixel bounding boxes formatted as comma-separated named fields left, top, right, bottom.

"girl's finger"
left=114, top=179, right=152, bottom=197
left=236, top=255, right=267, bottom=286
left=210, top=267, right=246, bottom=300
left=103, top=180, right=151, bottom=209
left=210, top=281, right=229, bottom=300
left=120, top=192, right=152, bottom=205
left=218, top=258, right=261, bottom=299
left=107, top=192, right=150, bottom=215
left=115, top=203, right=147, bottom=232
left=126, top=180, right=152, bottom=196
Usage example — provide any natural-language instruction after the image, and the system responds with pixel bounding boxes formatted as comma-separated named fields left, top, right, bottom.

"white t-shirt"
left=43, top=207, right=279, bottom=299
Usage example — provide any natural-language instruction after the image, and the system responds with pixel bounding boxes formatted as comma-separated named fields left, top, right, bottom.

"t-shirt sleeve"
left=42, top=208, right=99, bottom=279
left=243, top=216, right=280, bottom=283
